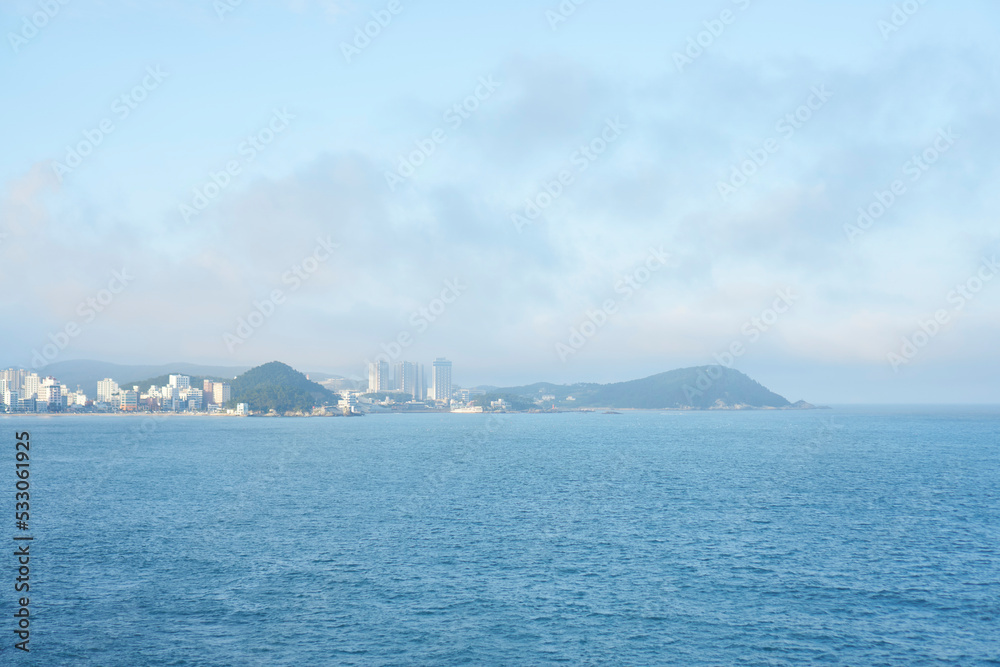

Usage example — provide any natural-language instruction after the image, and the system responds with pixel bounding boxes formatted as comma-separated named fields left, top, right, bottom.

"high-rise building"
left=393, top=362, right=404, bottom=394
left=183, top=388, right=203, bottom=411
left=2, top=369, right=27, bottom=393
left=393, top=361, right=427, bottom=400
left=432, top=358, right=452, bottom=402
left=22, top=373, right=41, bottom=401
left=368, top=361, right=390, bottom=393
left=38, top=377, right=61, bottom=410
left=415, top=363, right=426, bottom=400
left=2, top=380, right=19, bottom=411
left=203, top=380, right=215, bottom=403
left=169, top=375, right=190, bottom=389
left=97, top=378, right=119, bottom=403
left=213, top=382, right=231, bottom=405
left=396, top=362, right=412, bottom=397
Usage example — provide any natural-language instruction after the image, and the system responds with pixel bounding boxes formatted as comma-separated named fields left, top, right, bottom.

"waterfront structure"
left=2, top=387, right=19, bottom=412
left=119, top=390, right=139, bottom=412
left=183, top=387, right=203, bottom=411
left=338, top=391, right=360, bottom=415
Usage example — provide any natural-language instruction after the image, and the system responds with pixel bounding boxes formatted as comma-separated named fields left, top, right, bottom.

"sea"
left=3, top=407, right=998, bottom=665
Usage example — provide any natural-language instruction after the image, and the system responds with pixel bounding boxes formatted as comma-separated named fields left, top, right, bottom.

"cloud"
left=1, top=17, right=998, bottom=399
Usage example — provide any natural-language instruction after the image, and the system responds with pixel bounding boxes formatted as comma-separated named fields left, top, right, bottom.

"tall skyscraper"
left=432, top=358, right=452, bottom=402
left=393, top=362, right=405, bottom=394
left=368, top=361, right=390, bottom=393
left=396, top=362, right=413, bottom=398
left=392, top=361, right=427, bottom=400
left=2, top=369, right=27, bottom=393
left=416, top=363, right=427, bottom=400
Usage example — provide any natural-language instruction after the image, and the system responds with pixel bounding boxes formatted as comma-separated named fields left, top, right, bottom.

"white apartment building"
left=38, top=378, right=61, bottom=408
left=97, top=378, right=119, bottom=403
left=22, top=373, right=41, bottom=401
left=169, top=375, right=191, bottom=389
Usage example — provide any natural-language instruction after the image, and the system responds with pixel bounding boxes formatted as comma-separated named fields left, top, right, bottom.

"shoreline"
left=0, top=405, right=832, bottom=418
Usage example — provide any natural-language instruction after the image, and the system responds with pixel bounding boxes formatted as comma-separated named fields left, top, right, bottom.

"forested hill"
left=499, top=366, right=799, bottom=410
left=229, top=361, right=335, bottom=413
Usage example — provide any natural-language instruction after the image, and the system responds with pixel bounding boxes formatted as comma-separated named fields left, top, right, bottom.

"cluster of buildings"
left=368, top=357, right=486, bottom=411
left=366, top=357, right=476, bottom=405
left=96, top=375, right=236, bottom=412
left=0, top=368, right=247, bottom=414
left=0, top=368, right=70, bottom=413
left=2, top=357, right=491, bottom=415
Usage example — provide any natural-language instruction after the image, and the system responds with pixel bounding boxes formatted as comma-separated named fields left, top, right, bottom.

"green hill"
left=499, top=366, right=796, bottom=410
left=228, top=361, right=336, bottom=413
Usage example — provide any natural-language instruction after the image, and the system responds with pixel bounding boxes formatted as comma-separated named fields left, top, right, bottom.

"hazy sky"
left=2, top=0, right=998, bottom=403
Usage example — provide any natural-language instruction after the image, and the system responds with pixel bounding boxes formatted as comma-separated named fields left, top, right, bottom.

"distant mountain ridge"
left=498, top=366, right=806, bottom=410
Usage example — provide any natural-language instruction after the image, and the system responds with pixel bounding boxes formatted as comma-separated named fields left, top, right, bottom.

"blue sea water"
left=3, top=407, right=999, bottom=665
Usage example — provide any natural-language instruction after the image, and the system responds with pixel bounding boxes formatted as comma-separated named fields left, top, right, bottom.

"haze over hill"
left=497, top=366, right=810, bottom=410
left=22, top=359, right=812, bottom=411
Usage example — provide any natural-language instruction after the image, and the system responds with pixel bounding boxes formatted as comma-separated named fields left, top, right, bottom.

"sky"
left=1, top=0, right=998, bottom=404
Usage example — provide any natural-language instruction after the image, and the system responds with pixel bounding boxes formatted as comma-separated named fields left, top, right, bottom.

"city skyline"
left=0, top=354, right=487, bottom=414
